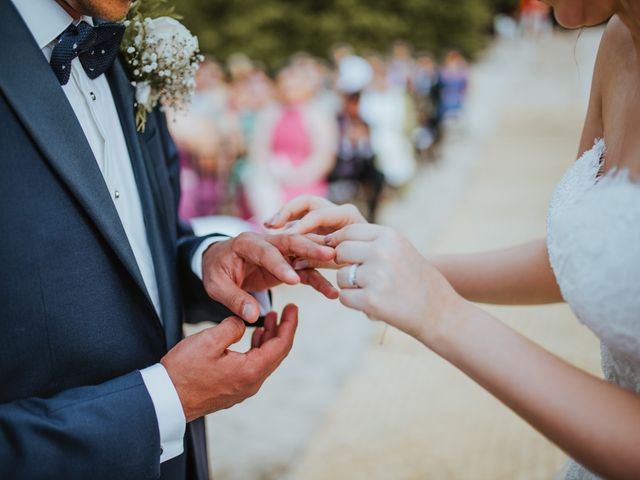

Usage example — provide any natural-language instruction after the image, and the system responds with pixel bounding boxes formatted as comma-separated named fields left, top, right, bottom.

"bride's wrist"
left=418, top=294, right=475, bottom=357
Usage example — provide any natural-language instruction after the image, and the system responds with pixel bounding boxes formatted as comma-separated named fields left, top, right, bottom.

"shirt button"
left=90, top=91, right=97, bottom=101
left=114, top=190, right=120, bottom=199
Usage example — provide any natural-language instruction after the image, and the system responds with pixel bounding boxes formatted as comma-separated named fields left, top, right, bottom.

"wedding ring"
left=348, top=264, right=360, bottom=288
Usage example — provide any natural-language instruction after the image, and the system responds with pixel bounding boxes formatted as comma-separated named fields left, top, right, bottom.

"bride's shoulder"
left=585, top=15, right=633, bottom=109
left=598, top=15, right=634, bottom=69
left=576, top=19, right=627, bottom=153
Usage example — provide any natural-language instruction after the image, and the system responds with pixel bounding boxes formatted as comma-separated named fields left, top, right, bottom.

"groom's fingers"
left=293, top=259, right=340, bottom=271
left=304, top=233, right=328, bottom=246
left=298, top=269, right=340, bottom=299
left=251, top=327, right=265, bottom=349
left=208, top=317, right=247, bottom=355
left=260, top=312, right=278, bottom=344
left=234, top=234, right=300, bottom=285
left=246, top=305, right=298, bottom=375
left=267, top=234, right=336, bottom=263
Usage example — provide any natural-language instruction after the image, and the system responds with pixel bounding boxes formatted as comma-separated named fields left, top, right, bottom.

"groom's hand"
left=161, top=305, right=298, bottom=422
left=201, top=232, right=338, bottom=323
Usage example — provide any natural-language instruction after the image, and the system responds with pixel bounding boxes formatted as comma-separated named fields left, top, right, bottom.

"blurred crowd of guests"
left=495, top=0, right=553, bottom=39
left=168, top=42, right=470, bottom=225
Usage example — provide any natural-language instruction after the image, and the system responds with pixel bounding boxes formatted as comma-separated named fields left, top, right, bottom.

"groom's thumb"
left=209, top=317, right=246, bottom=353
left=206, top=276, right=261, bottom=323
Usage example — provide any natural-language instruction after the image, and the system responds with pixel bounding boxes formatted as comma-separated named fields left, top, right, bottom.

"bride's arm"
left=328, top=224, right=640, bottom=480
left=427, top=240, right=563, bottom=305
left=435, top=300, right=640, bottom=480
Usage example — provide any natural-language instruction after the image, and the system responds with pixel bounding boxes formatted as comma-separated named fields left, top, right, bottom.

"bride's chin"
left=552, top=9, right=585, bottom=29
left=552, top=5, right=616, bottom=29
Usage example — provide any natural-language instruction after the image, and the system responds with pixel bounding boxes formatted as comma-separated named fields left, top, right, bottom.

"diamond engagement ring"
left=348, top=264, right=360, bottom=288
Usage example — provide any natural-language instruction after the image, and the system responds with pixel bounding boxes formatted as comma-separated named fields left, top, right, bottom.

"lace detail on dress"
left=547, top=139, right=640, bottom=480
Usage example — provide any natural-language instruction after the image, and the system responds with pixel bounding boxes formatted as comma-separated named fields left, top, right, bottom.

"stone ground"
left=193, top=28, right=605, bottom=480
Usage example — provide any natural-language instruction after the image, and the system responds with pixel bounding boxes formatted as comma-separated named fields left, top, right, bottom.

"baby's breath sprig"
left=120, top=0, right=204, bottom=132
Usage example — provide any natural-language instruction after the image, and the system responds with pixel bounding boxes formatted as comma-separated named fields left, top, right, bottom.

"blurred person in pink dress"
left=246, top=61, right=337, bottom=222
left=169, top=59, right=243, bottom=220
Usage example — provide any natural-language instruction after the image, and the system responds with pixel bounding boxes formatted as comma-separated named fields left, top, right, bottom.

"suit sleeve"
left=0, top=371, right=161, bottom=480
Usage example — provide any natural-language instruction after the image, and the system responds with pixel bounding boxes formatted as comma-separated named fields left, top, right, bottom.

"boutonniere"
left=120, top=0, right=203, bottom=132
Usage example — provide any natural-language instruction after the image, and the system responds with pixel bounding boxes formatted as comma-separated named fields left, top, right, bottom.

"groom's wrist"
left=191, top=236, right=229, bottom=279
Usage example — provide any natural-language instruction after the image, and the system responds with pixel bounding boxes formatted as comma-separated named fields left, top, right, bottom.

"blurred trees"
left=485, top=0, right=520, bottom=15
left=171, top=0, right=519, bottom=68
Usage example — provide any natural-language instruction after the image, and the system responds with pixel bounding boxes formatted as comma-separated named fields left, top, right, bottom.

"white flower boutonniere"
left=120, top=0, right=203, bottom=132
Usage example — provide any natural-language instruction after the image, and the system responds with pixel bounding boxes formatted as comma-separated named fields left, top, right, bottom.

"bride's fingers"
left=293, top=239, right=370, bottom=272
left=325, top=224, right=380, bottom=246
left=339, top=289, right=370, bottom=313
left=336, top=264, right=372, bottom=289
left=264, top=196, right=334, bottom=229
left=335, top=241, right=371, bottom=265
left=298, top=269, right=339, bottom=299
left=284, top=204, right=365, bottom=235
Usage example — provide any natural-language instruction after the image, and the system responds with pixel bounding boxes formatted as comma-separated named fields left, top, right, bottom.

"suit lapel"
left=104, top=60, right=172, bottom=231
left=0, top=0, right=155, bottom=317
left=106, top=60, right=181, bottom=345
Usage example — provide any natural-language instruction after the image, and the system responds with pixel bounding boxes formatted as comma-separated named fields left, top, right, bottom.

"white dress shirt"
left=12, top=0, right=184, bottom=462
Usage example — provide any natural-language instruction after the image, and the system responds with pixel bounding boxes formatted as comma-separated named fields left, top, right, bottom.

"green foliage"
left=484, top=0, right=520, bottom=15
left=168, top=0, right=515, bottom=68
left=128, top=0, right=179, bottom=20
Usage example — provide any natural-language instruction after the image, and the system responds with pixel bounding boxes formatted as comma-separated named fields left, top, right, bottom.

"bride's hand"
left=327, top=224, right=464, bottom=344
left=264, top=196, right=367, bottom=236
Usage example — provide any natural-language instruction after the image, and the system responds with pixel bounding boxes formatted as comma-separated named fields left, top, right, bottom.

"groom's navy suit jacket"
left=0, top=1, right=232, bottom=478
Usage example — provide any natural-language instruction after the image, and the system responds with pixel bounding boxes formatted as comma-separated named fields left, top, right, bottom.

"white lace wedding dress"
left=547, top=139, right=640, bottom=479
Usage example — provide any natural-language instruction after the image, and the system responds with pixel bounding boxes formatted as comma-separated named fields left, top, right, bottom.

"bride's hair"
left=573, top=28, right=584, bottom=67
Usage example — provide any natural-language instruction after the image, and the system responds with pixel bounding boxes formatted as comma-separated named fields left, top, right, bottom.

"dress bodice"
left=547, top=139, right=640, bottom=479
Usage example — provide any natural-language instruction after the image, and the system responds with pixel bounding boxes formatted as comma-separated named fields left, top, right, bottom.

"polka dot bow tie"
left=50, top=21, right=125, bottom=85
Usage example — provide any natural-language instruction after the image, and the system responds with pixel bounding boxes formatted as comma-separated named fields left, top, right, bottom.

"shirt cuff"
left=190, top=236, right=229, bottom=280
left=252, top=290, right=271, bottom=317
left=191, top=237, right=272, bottom=316
left=140, top=363, right=186, bottom=463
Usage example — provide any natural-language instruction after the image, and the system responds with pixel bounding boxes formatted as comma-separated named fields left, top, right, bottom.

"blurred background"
left=171, top=1, right=606, bottom=478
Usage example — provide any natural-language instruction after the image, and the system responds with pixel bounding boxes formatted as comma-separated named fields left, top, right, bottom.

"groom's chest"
left=64, top=60, right=154, bottom=232
left=61, top=61, right=129, bottom=176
